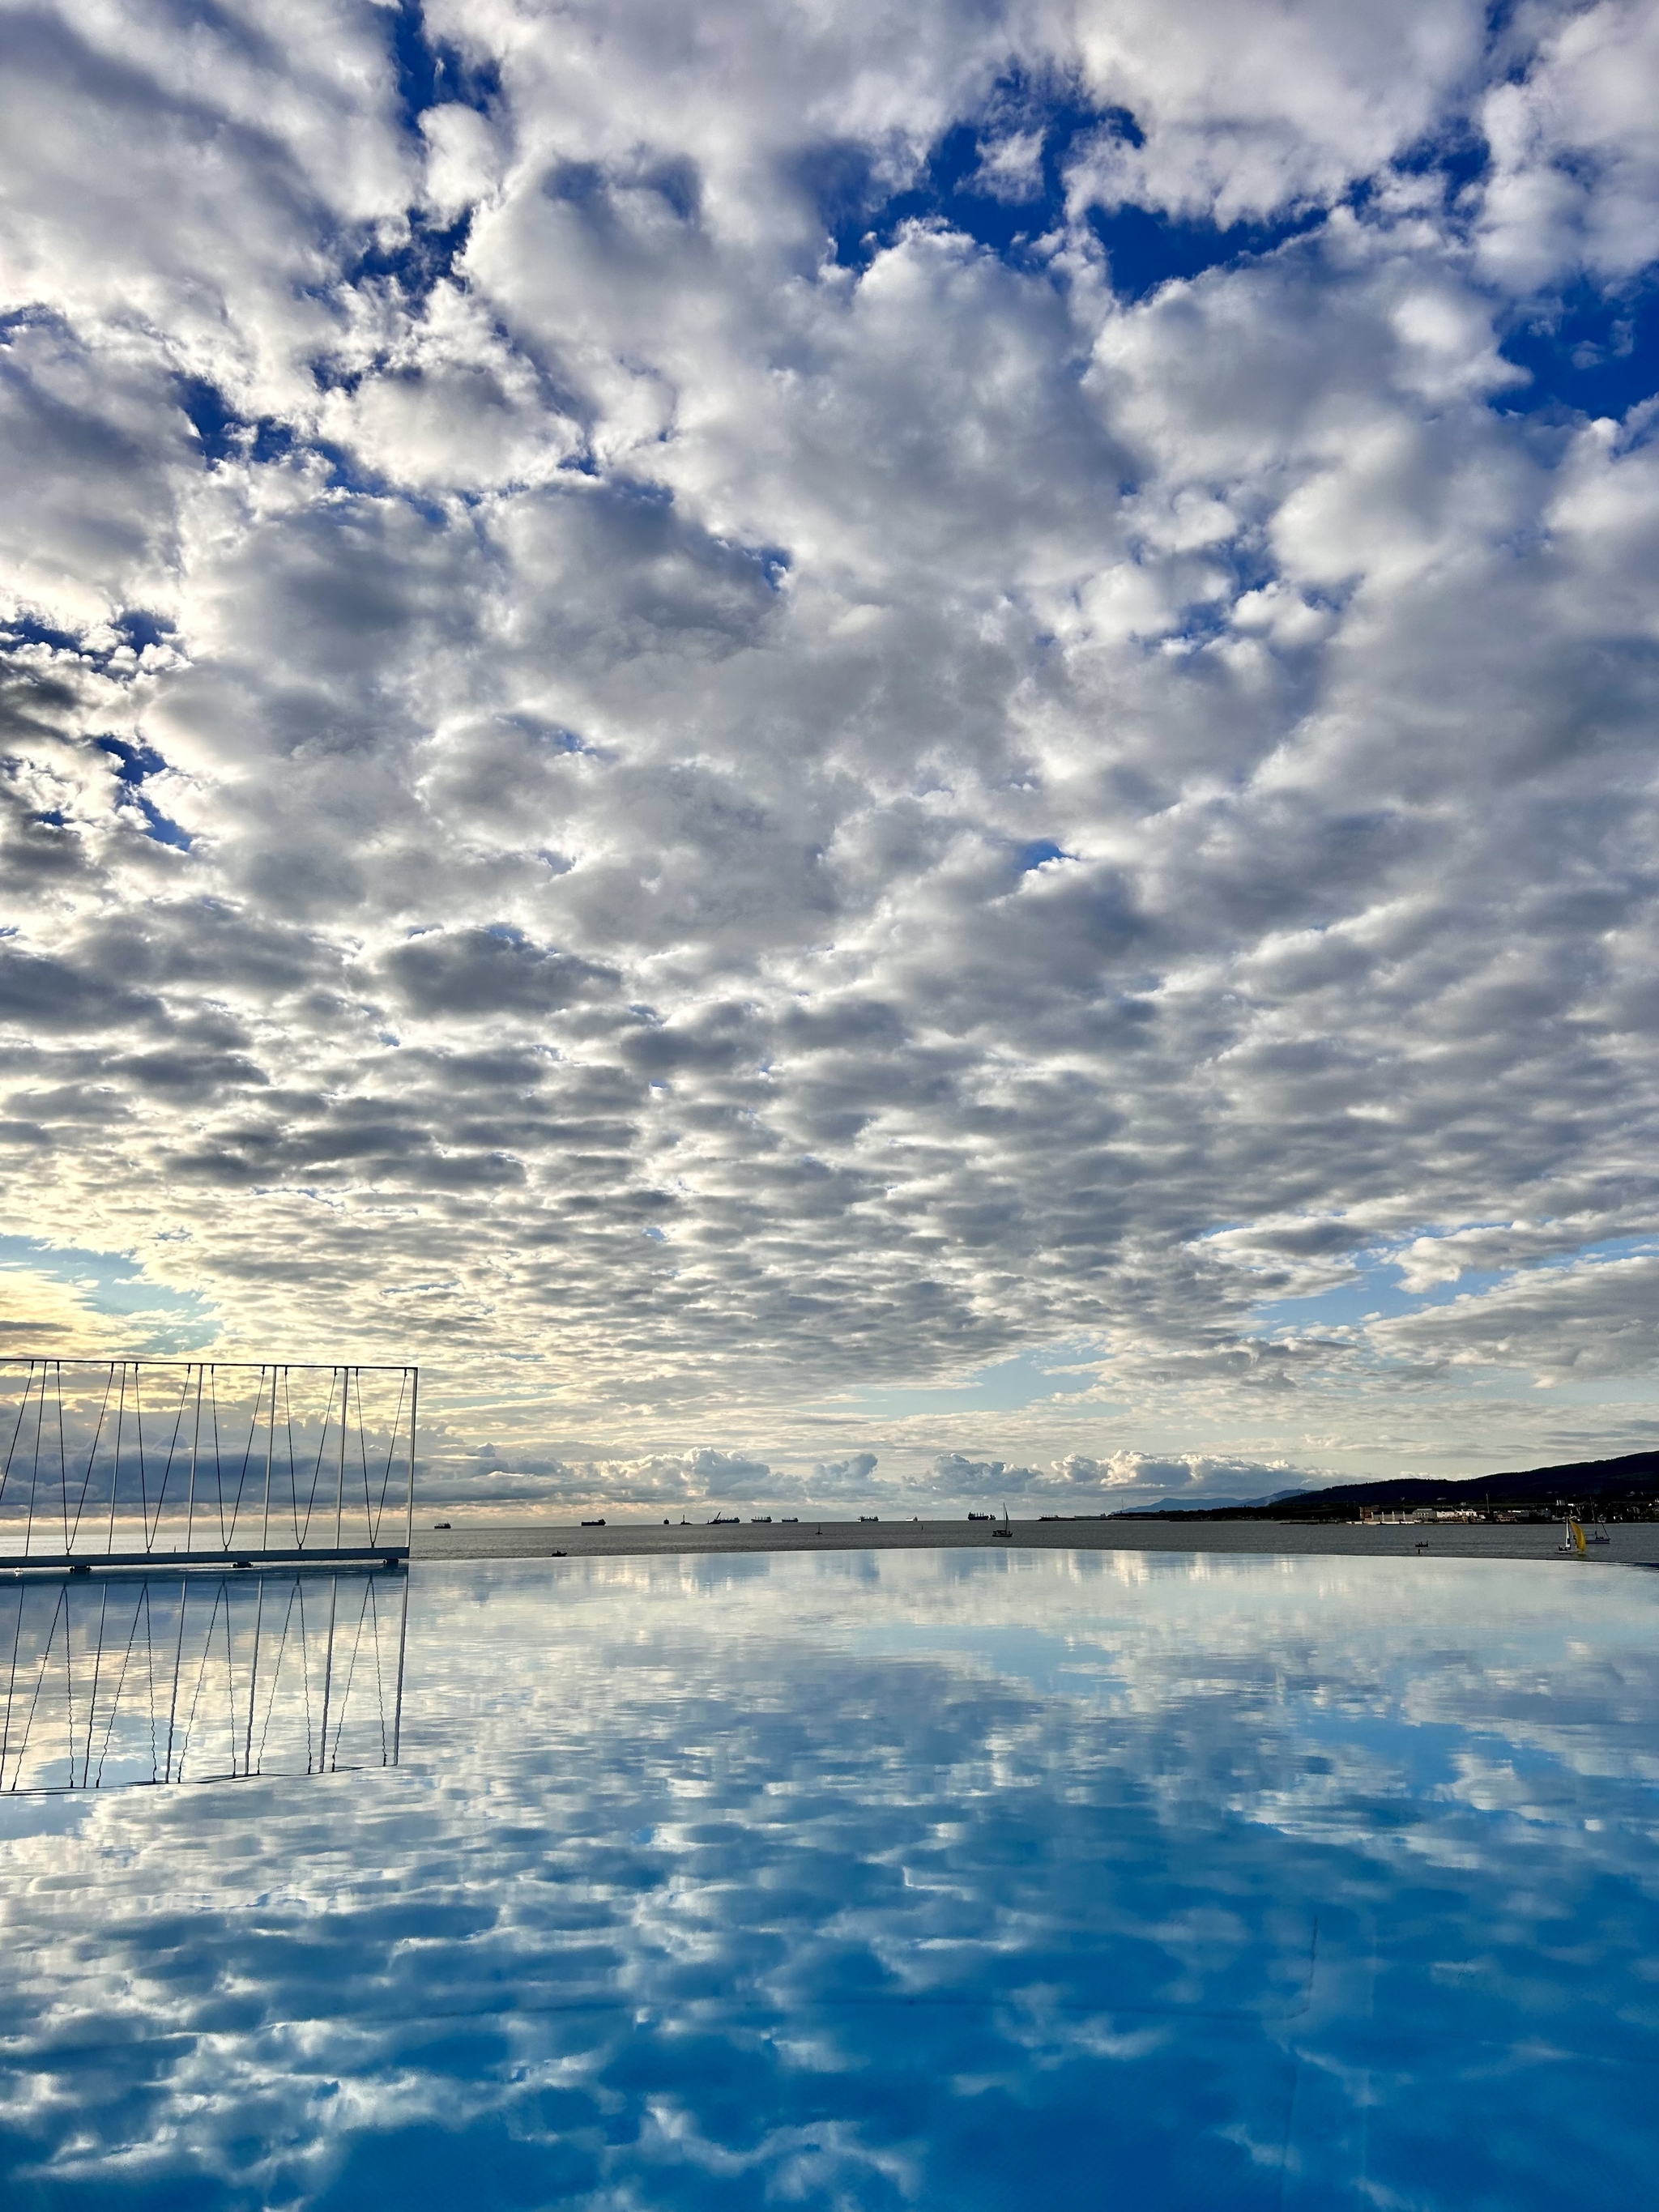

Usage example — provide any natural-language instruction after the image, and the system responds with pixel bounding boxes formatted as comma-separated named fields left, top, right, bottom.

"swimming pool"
left=1, top=1549, right=1653, bottom=2207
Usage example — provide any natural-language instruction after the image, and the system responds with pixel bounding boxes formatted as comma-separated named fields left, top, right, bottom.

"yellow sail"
left=1568, top=1519, right=1587, bottom=1556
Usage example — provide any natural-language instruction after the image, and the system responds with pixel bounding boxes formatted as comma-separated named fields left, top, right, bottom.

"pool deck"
left=412, top=1517, right=1659, bottom=1567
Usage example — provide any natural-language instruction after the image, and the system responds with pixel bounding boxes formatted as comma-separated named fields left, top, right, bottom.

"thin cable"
left=298, top=1579, right=314, bottom=1772
left=143, top=1583, right=160, bottom=1784
left=220, top=1577, right=238, bottom=1774
left=55, top=1363, right=69, bottom=1555
left=8, top=1586, right=67, bottom=1792
left=92, top=1586, right=150, bottom=1788
left=174, top=1578, right=228, bottom=1783
left=254, top=1578, right=301, bottom=1775
left=0, top=1583, right=28, bottom=1789
left=184, top=1366, right=203, bottom=1555
left=82, top=1582, right=111, bottom=1786
left=163, top=1575, right=190, bottom=1784
left=369, top=1370, right=409, bottom=1547
left=298, top=1372, right=334, bottom=1549
left=148, top=1369, right=194, bottom=1554
left=226, top=1374, right=262, bottom=1551
left=356, top=1378, right=372, bottom=1547
left=367, top=1579, right=390, bottom=1767
left=134, top=1363, right=147, bottom=1540
left=104, top=1363, right=127, bottom=1558
left=26, top=1362, right=47, bottom=1561
left=326, top=1576, right=375, bottom=1768
left=207, top=1366, right=224, bottom=1550
left=66, top=1361, right=116, bottom=1554
left=0, top=1359, right=37, bottom=1518
left=62, top=1576, right=76, bottom=1784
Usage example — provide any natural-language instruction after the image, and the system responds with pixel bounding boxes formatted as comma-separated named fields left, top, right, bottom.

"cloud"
left=812, top=1451, right=880, bottom=1487
left=1367, top=1250, right=1659, bottom=1387
left=0, top=0, right=1655, bottom=1490
left=1474, top=0, right=1659, bottom=292
left=380, top=926, right=618, bottom=1020
left=4, top=1553, right=1656, bottom=2197
left=428, top=1444, right=778, bottom=1511
left=928, top=1452, right=1044, bottom=1498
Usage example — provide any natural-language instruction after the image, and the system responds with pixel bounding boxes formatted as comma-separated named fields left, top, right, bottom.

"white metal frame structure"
left=0, top=1563, right=407, bottom=1792
left=0, top=1360, right=416, bottom=1572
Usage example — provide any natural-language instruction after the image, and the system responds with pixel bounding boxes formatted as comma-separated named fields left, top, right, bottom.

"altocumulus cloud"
left=1, top=0, right=1656, bottom=1509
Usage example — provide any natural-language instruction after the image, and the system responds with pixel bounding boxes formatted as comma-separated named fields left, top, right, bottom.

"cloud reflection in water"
left=0, top=1550, right=1655, bottom=2208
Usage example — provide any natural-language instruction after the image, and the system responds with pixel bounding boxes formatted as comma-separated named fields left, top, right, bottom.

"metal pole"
left=245, top=1571, right=264, bottom=1778
left=405, top=1366, right=417, bottom=1554
left=332, top=1368, right=348, bottom=1552
left=164, top=1576, right=189, bottom=1785
left=261, top=1366, right=275, bottom=1552
left=318, top=1573, right=339, bottom=1772
left=25, top=1362, right=45, bottom=1562
left=390, top=1551, right=410, bottom=1770
left=1, top=1584, right=27, bottom=1788
left=62, top=1577, right=75, bottom=1786
left=184, top=1366, right=203, bottom=1554
left=104, top=1362, right=125, bottom=1558
left=55, top=1363, right=68, bottom=1557
left=83, top=1582, right=110, bottom=1787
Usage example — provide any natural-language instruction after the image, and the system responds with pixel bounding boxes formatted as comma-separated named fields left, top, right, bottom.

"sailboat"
left=1560, top=1509, right=1610, bottom=1554
left=993, top=1502, right=1012, bottom=1541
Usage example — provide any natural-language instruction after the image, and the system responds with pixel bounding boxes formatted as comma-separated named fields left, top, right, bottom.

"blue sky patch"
left=113, top=609, right=175, bottom=654
left=808, top=79, right=1126, bottom=272
left=2, top=612, right=84, bottom=655
left=808, top=75, right=1328, bottom=299
left=343, top=209, right=473, bottom=305
left=0, top=1235, right=213, bottom=1349
left=1086, top=202, right=1326, bottom=303
left=174, top=377, right=294, bottom=467
left=821, top=1345, right=1097, bottom=1421
left=1389, top=119, right=1491, bottom=201
left=1250, top=1233, right=1658, bottom=1334
left=389, top=0, right=500, bottom=130
left=133, top=794, right=192, bottom=850
left=92, top=739, right=192, bottom=847
left=1496, top=277, right=1659, bottom=420
left=94, top=735, right=166, bottom=786
left=174, top=374, right=244, bottom=463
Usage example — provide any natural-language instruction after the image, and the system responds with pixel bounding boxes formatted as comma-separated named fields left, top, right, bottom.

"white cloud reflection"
left=0, top=1550, right=1655, bottom=2206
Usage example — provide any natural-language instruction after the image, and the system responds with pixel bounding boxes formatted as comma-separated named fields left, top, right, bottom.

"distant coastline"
left=1107, top=1450, right=1659, bottom=1524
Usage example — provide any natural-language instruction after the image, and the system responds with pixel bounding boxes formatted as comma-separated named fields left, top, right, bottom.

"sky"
left=1, top=0, right=1656, bottom=1515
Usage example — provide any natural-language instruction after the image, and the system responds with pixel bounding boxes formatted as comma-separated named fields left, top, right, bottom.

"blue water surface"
left=1, top=1549, right=1656, bottom=2209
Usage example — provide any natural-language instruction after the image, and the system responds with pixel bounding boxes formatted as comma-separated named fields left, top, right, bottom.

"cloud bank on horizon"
left=2, top=0, right=1656, bottom=1512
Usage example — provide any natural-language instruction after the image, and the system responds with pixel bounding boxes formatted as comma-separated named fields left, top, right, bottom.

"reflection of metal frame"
left=0, top=1565, right=407, bottom=1792
left=0, top=1360, right=416, bottom=1571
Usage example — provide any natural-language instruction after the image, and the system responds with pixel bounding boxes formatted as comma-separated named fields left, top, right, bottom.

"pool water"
left=1, top=1549, right=1655, bottom=2209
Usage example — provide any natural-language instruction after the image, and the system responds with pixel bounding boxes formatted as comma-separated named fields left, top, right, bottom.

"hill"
left=1111, top=1451, right=1659, bottom=1522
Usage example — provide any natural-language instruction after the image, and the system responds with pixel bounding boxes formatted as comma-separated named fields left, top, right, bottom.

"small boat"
left=582, top=1517, right=606, bottom=1528
left=992, top=1503, right=1013, bottom=1541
